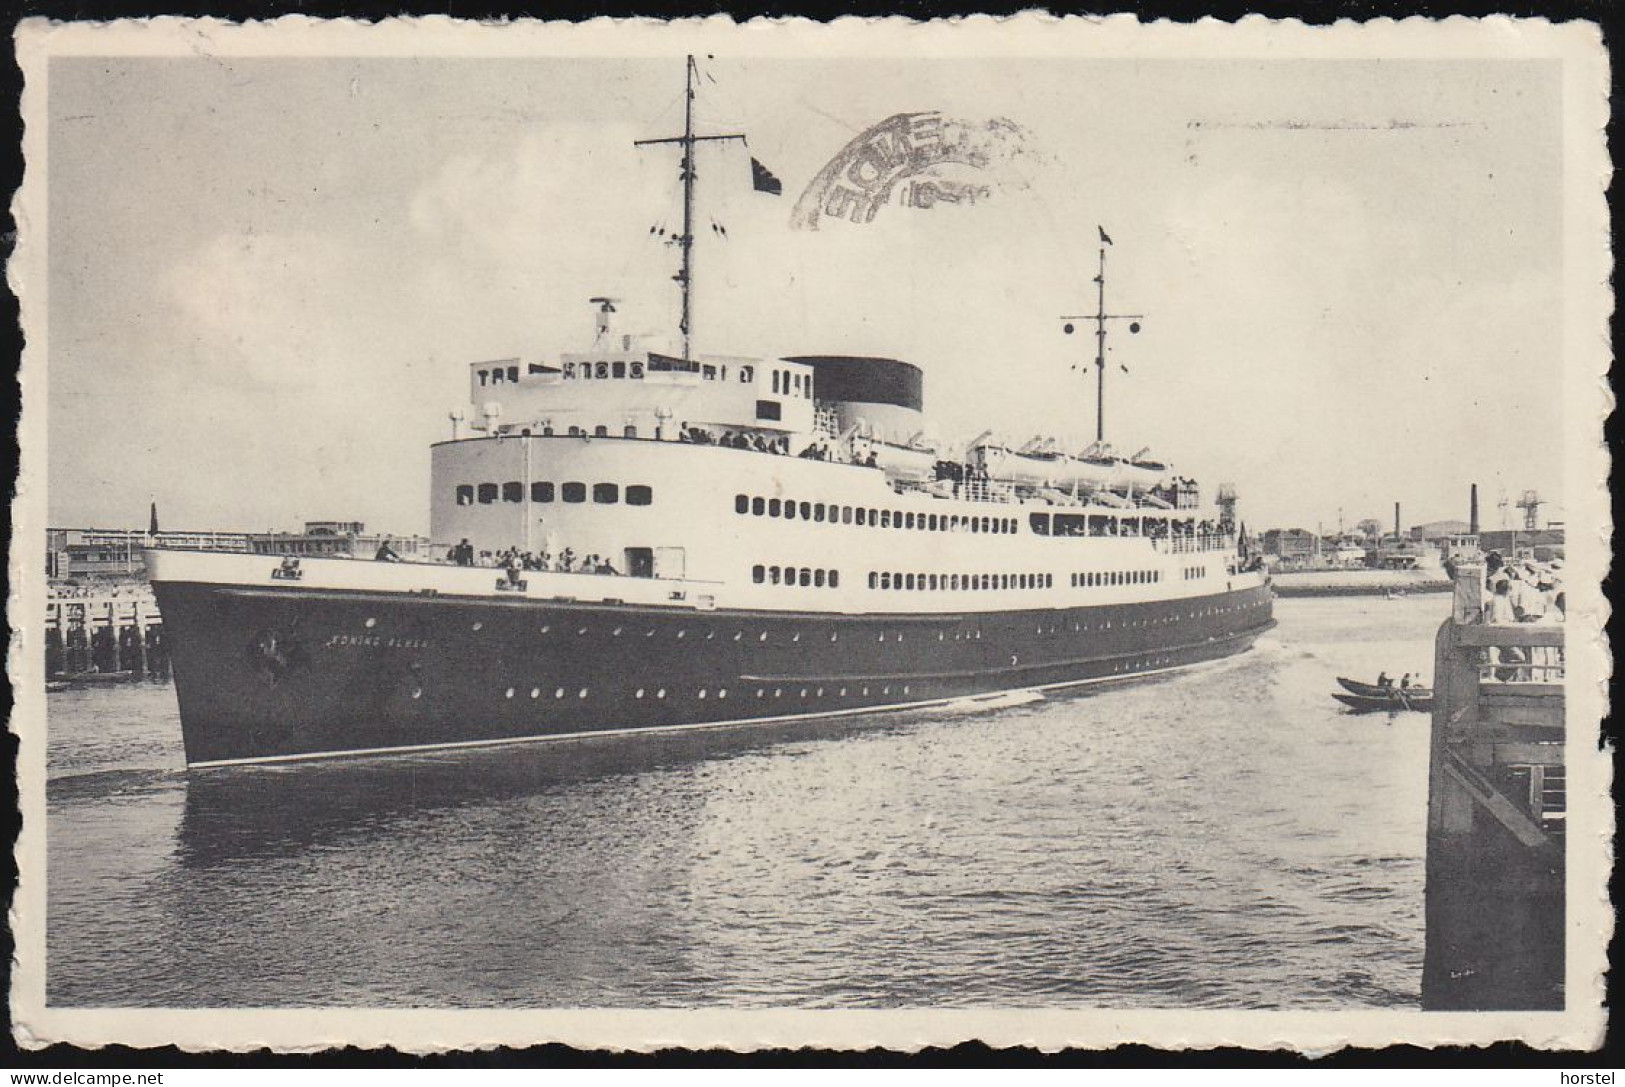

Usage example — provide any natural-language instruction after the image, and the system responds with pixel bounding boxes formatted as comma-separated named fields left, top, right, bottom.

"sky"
left=45, top=52, right=1567, bottom=537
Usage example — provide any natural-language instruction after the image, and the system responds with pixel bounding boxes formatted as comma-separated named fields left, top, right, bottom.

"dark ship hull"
left=154, top=578, right=1275, bottom=767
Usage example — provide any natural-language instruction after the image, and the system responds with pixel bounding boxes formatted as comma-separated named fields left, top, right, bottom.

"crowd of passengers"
left=1460, top=549, right=1566, bottom=681
left=440, top=539, right=622, bottom=577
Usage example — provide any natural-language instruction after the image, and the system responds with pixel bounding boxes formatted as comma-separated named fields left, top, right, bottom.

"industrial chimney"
left=1394, top=502, right=1401, bottom=543
left=1470, top=484, right=1480, bottom=536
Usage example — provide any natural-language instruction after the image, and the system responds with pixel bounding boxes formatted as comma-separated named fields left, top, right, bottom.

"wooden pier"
left=45, top=590, right=168, bottom=682
left=1422, top=563, right=1565, bottom=1010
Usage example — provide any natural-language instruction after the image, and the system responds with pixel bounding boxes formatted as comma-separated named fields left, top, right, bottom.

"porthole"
left=677, top=630, right=686, bottom=639
left=555, top=688, right=565, bottom=699
left=505, top=687, right=515, bottom=699
left=903, top=685, right=910, bottom=695
left=830, top=632, right=838, bottom=642
left=734, top=631, right=743, bottom=641
left=756, top=688, right=765, bottom=698
left=882, top=686, right=891, bottom=696
left=862, top=687, right=870, bottom=696
left=698, top=689, right=708, bottom=699
left=635, top=688, right=645, bottom=699
left=656, top=688, right=667, bottom=699
left=530, top=688, right=540, bottom=699
left=364, top=617, right=377, bottom=629
left=706, top=631, right=715, bottom=640
left=718, top=689, right=728, bottom=699
left=799, top=688, right=808, bottom=698
left=540, top=625, right=550, bottom=634
left=411, top=687, right=423, bottom=700
left=792, top=633, right=801, bottom=643
left=472, top=622, right=483, bottom=632
left=839, top=687, right=847, bottom=696
left=773, top=688, right=782, bottom=698
left=613, top=627, right=623, bottom=636
left=578, top=627, right=588, bottom=636
left=816, top=688, right=824, bottom=697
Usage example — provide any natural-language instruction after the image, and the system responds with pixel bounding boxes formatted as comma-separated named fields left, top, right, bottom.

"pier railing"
left=1421, top=562, right=1565, bottom=1010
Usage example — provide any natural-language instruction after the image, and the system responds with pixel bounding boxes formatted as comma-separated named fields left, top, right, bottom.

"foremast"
left=633, top=56, right=747, bottom=362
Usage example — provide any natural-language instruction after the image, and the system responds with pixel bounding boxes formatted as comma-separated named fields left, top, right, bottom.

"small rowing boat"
left=1331, top=690, right=1433, bottom=714
left=1336, top=676, right=1432, bottom=699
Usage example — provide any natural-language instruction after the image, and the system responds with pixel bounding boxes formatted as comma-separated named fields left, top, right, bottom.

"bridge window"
left=756, top=400, right=782, bottom=422
left=880, top=510, right=891, bottom=529
left=531, top=482, right=554, bottom=503
left=456, top=485, right=474, bottom=506
left=769, top=498, right=782, bottom=516
left=769, top=566, right=780, bottom=585
left=799, top=568, right=811, bottom=587
left=741, top=366, right=753, bottom=383
left=1029, top=513, right=1050, bottom=535
left=594, top=362, right=608, bottom=379
left=771, top=371, right=780, bottom=394
left=751, top=496, right=764, bottom=515
left=502, top=482, right=523, bottom=503
left=612, top=361, right=626, bottom=379
left=814, top=569, right=826, bottom=588
left=736, top=494, right=749, bottom=515
left=477, top=370, right=489, bottom=386
left=856, top=508, right=868, bottom=526
left=623, top=424, right=637, bottom=438
left=880, top=572, right=891, bottom=590
left=753, top=565, right=765, bottom=584
left=829, top=571, right=839, bottom=588
left=703, top=365, right=717, bottom=380
left=593, top=483, right=619, bottom=504
left=562, top=482, right=586, bottom=503
left=507, top=365, right=519, bottom=382
left=814, top=503, right=826, bottom=522
left=784, top=501, right=797, bottom=521
left=869, top=572, right=879, bottom=589
left=630, top=361, right=644, bottom=379
left=799, top=501, right=812, bottom=520
left=492, top=369, right=505, bottom=384
left=477, top=483, right=498, bottom=504
left=627, top=485, right=652, bottom=506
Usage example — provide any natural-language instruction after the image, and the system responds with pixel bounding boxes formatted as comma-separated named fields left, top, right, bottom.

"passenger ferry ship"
left=148, top=57, right=1275, bottom=768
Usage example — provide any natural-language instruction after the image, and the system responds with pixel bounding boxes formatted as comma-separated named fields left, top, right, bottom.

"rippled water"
left=46, top=596, right=1441, bottom=1009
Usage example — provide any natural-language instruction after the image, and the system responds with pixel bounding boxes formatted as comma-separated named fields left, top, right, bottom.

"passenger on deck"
left=559, top=548, right=576, bottom=573
left=504, top=552, right=523, bottom=586
left=374, top=539, right=402, bottom=562
left=1485, top=577, right=1518, bottom=624
left=865, top=451, right=879, bottom=468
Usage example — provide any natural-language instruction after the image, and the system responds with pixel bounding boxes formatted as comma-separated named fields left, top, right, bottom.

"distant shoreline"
left=1270, top=569, right=1453, bottom=598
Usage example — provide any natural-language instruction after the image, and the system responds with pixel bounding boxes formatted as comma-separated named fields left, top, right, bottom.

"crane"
left=1517, top=490, right=1543, bottom=532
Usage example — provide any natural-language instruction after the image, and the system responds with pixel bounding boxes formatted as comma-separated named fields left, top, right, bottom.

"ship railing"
left=1150, top=533, right=1235, bottom=555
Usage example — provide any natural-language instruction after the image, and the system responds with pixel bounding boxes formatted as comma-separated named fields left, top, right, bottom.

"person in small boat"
left=1376, top=671, right=1391, bottom=690
left=1399, top=674, right=1413, bottom=691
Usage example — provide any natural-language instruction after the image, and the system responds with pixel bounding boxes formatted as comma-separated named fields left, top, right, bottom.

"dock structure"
left=1422, top=563, right=1565, bottom=1010
left=45, top=591, right=167, bottom=681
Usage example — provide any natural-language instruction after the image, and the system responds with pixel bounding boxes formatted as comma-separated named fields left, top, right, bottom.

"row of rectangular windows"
left=867, top=571, right=1055, bottom=592
left=750, top=566, right=841, bottom=588
left=736, top=494, right=1019, bottom=535
left=455, top=482, right=653, bottom=506
left=1184, top=566, right=1208, bottom=579
left=770, top=369, right=812, bottom=398
left=1071, top=570, right=1161, bottom=587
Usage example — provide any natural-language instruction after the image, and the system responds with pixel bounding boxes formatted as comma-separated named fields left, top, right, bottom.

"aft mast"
left=634, top=55, right=747, bottom=362
left=1061, top=227, right=1144, bottom=444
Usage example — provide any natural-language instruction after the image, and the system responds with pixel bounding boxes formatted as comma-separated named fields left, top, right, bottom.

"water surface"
left=47, top=595, right=1440, bottom=1008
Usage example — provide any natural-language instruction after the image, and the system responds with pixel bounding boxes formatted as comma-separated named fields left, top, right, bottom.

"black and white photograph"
left=8, top=15, right=1610, bottom=1052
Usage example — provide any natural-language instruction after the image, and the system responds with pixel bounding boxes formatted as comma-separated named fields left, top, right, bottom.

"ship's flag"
left=149, top=501, right=159, bottom=536
left=750, top=157, right=783, bottom=196
left=1099, top=225, right=1113, bottom=246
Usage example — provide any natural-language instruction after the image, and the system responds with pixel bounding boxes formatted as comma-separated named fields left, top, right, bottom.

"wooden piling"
left=1421, top=563, right=1565, bottom=1010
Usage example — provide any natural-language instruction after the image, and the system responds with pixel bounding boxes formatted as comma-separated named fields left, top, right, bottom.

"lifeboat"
left=862, top=436, right=939, bottom=483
